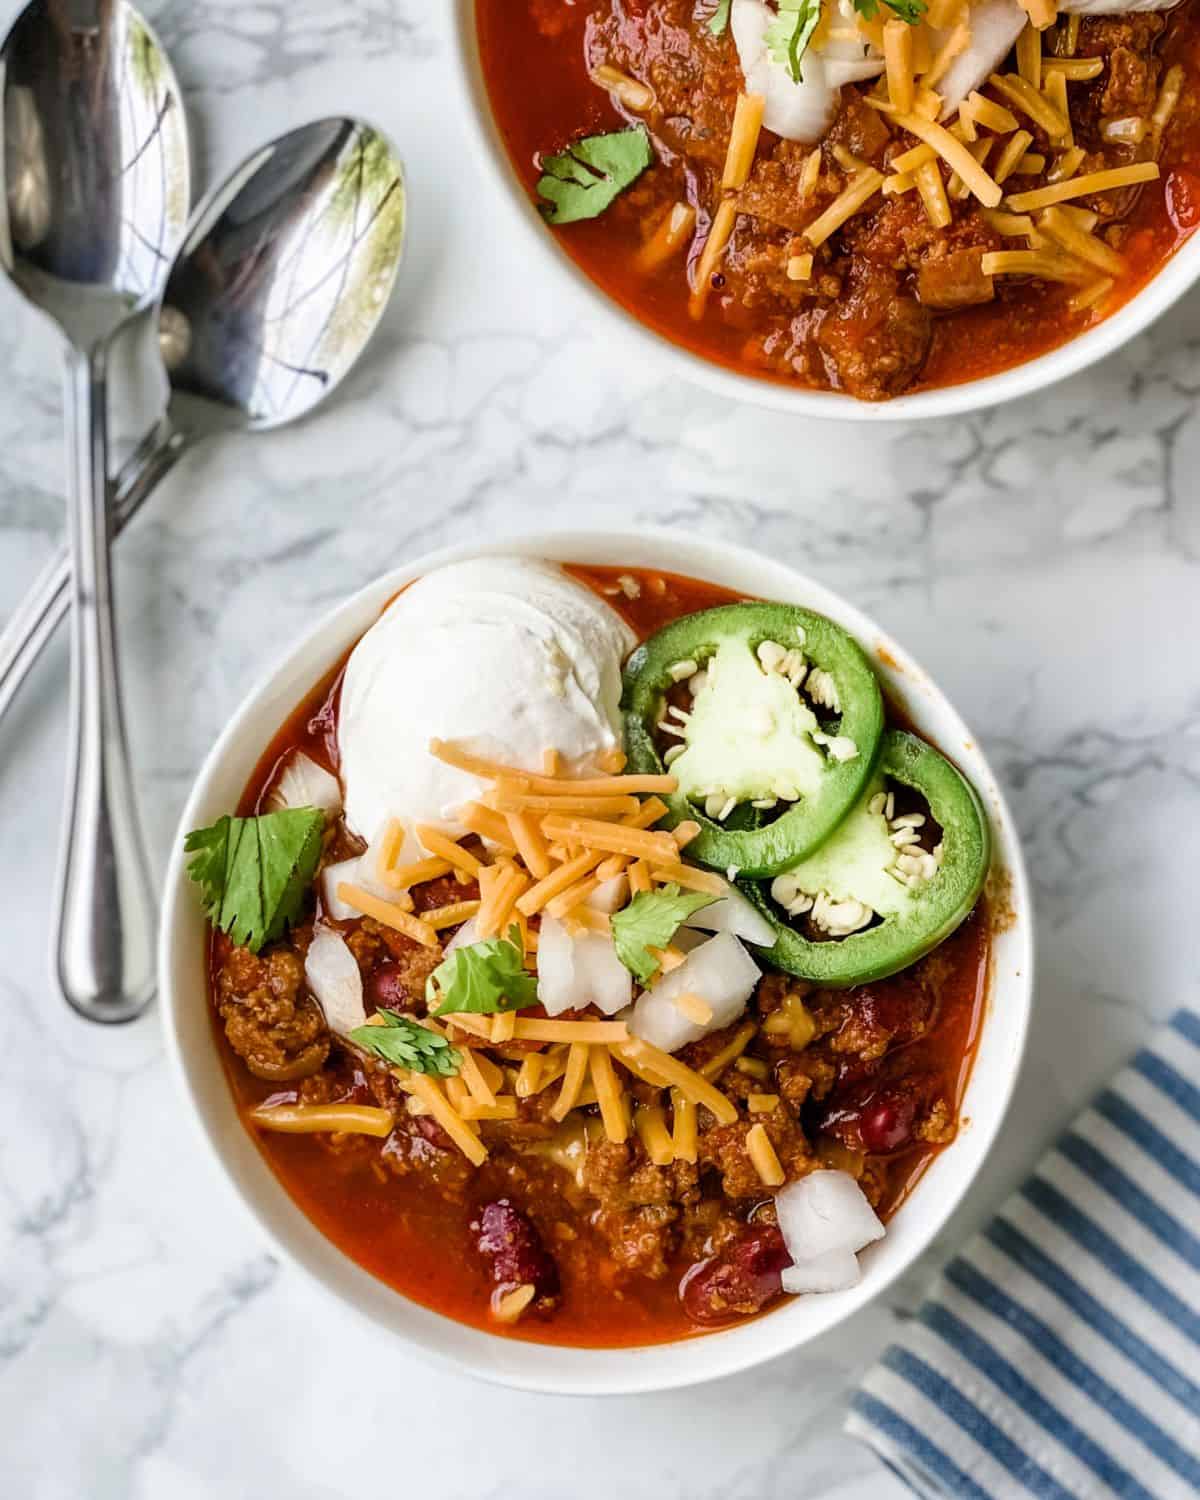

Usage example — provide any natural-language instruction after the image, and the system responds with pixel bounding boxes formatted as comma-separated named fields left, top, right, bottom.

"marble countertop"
left=2, top=3, right=1198, bottom=1496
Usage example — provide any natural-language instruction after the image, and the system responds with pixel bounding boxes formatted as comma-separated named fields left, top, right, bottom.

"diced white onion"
left=321, top=858, right=363, bottom=922
left=781, top=1249, right=862, bottom=1294
left=446, top=917, right=480, bottom=955
left=588, top=875, right=629, bottom=914
left=304, top=926, right=366, bottom=1036
left=682, top=880, right=777, bottom=948
left=538, top=917, right=632, bottom=1017
left=628, top=932, right=759, bottom=1053
left=775, top=1169, right=885, bottom=1263
left=935, top=0, right=1027, bottom=118
left=266, top=751, right=342, bottom=818
left=733, top=0, right=883, bottom=144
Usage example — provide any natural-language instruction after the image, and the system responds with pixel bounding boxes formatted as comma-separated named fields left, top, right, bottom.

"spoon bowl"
left=2, top=0, right=189, bottom=344
left=160, top=117, right=406, bottom=445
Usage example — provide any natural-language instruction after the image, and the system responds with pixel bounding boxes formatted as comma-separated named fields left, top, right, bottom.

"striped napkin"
left=846, top=1008, right=1200, bottom=1500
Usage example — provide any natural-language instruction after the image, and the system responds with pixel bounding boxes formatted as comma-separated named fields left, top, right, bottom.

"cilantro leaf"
left=611, top=884, right=718, bottom=984
left=852, top=0, right=926, bottom=23
left=883, top=0, right=926, bottom=21
left=184, top=808, right=323, bottom=954
left=766, top=0, right=822, bottom=82
left=427, top=927, right=539, bottom=1017
left=350, top=1010, right=462, bottom=1077
left=537, top=128, right=654, bottom=227
left=708, top=0, right=732, bottom=34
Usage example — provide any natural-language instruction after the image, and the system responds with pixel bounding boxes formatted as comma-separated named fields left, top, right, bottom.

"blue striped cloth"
left=846, top=1007, right=1200, bottom=1500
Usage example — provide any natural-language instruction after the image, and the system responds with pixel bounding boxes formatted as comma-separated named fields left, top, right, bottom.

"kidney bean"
left=366, top=963, right=414, bottom=1013
left=859, top=1088, right=919, bottom=1154
left=819, top=1081, right=920, bottom=1156
left=471, top=1199, right=560, bottom=1302
left=681, top=1225, right=791, bottom=1325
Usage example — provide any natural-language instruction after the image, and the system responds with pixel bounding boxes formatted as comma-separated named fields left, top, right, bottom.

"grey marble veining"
left=1, top=3, right=1198, bottom=1496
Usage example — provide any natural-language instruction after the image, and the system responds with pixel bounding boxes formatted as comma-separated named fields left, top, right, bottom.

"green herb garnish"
left=853, top=0, right=927, bottom=24
left=426, top=926, right=539, bottom=1018
left=184, top=808, right=324, bottom=954
left=611, top=884, right=717, bottom=984
left=537, top=127, right=654, bottom=226
left=350, top=1010, right=462, bottom=1076
left=766, top=0, right=823, bottom=82
left=708, top=0, right=732, bottom=34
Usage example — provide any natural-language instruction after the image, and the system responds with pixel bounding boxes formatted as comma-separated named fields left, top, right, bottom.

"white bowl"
left=160, top=528, right=1034, bottom=1393
left=450, top=0, right=1198, bottom=422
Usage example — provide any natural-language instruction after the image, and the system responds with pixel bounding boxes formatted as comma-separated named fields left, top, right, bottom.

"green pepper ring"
left=740, top=730, right=991, bottom=988
left=622, top=603, right=885, bottom=877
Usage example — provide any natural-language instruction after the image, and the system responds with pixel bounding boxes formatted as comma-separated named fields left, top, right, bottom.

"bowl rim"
left=159, top=526, right=1035, bottom=1394
left=448, top=0, right=1200, bottom=423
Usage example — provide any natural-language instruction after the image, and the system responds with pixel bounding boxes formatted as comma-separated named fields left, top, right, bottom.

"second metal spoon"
left=0, top=117, right=407, bottom=739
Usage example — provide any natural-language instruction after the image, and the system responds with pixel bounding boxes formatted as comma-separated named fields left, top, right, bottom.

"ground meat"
left=916, top=1095, right=956, bottom=1145
left=699, top=1110, right=814, bottom=1199
left=592, top=1204, right=681, bottom=1278
left=676, top=1197, right=746, bottom=1262
left=816, top=265, right=932, bottom=400
left=823, top=972, right=936, bottom=1064
left=577, top=1139, right=700, bottom=1211
left=740, top=144, right=839, bottom=234
left=827, top=92, right=893, bottom=165
left=918, top=248, right=994, bottom=310
left=1077, top=14, right=1165, bottom=120
left=1101, top=46, right=1160, bottom=117
left=216, top=943, right=328, bottom=1081
left=593, top=0, right=739, bottom=167
left=775, top=1053, right=837, bottom=1106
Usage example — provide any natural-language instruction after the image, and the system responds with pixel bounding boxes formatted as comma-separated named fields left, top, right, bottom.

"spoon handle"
left=54, top=349, right=157, bottom=1024
left=0, top=423, right=183, bottom=726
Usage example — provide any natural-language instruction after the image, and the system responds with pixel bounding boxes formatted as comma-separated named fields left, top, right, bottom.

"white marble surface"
left=1, top=3, right=1199, bottom=1496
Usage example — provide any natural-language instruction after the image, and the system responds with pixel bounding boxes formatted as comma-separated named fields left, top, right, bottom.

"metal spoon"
left=0, top=118, right=407, bottom=730
left=1, top=0, right=190, bottom=1023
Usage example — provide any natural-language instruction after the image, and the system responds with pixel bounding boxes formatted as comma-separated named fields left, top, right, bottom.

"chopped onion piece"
left=733, top=0, right=883, bottom=143
left=267, top=751, right=342, bottom=818
left=776, top=1169, right=885, bottom=1263
left=781, top=1249, right=862, bottom=1294
left=935, top=0, right=1029, bottom=118
left=446, top=917, right=480, bottom=955
left=681, top=880, right=777, bottom=947
left=588, top=875, right=629, bottom=914
left=538, top=916, right=632, bottom=1017
left=629, top=933, right=759, bottom=1053
left=304, top=926, right=366, bottom=1036
left=321, top=858, right=362, bottom=922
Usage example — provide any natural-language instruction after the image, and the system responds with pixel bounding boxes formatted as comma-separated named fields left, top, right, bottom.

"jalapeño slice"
left=740, top=730, right=990, bottom=986
left=622, top=603, right=884, bottom=877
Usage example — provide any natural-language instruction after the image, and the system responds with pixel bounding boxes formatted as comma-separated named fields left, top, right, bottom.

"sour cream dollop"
left=338, top=558, right=636, bottom=846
